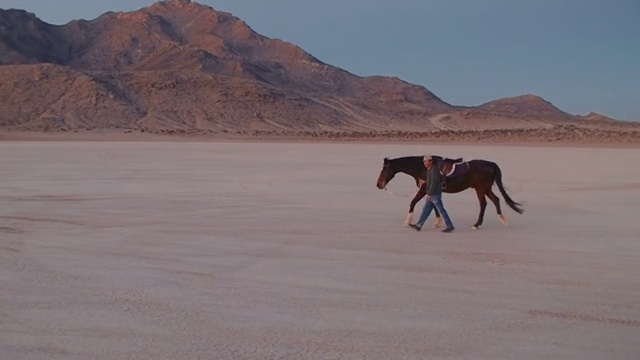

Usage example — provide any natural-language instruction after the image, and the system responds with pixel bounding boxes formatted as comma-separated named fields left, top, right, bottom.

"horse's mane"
left=386, top=156, right=423, bottom=162
left=386, top=155, right=462, bottom=164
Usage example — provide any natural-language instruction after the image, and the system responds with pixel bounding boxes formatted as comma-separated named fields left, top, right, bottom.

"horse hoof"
left=404, top=213, right=413, bottom=227
left=471, top=226, right=478, bottom=230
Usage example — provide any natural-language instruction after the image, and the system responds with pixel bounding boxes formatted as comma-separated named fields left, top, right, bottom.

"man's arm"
left=425, top=167, right=437, bottom=195
left=417, top=168, right=427, bottom=187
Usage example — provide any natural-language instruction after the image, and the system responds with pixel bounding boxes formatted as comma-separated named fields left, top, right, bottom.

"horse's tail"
left=490, top=162, right=524, bottom=214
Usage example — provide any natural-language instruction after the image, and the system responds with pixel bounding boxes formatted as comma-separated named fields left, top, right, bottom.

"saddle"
left=438, top=158, right=469, bottom=188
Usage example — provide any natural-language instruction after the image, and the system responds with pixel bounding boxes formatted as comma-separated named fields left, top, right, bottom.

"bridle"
left=380, top=163, right=421, bottom=197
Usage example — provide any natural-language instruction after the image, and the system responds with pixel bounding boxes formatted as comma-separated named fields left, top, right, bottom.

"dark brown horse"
left=376, top=156, right=523, bottom=229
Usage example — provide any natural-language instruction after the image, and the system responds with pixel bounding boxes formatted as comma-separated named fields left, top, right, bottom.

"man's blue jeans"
left=416, top=193, right=454, bottom=229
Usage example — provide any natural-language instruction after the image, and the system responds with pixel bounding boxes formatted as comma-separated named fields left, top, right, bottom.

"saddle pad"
left=445, top=162, right=469, bottom=178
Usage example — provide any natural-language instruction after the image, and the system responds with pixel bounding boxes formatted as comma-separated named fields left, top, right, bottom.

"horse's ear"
left=383, top=157, right=389, bottom=163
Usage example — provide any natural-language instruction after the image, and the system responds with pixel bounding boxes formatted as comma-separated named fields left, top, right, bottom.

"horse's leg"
left=472, top=188, right=488, bottom=230
left=406, top=185, right=426, bottom=226
left=432, top=182, right=444, bottom=228
left=433, top=207, right=443, bottom=229
left=486, top=188, right=507, bottom=226
left=432, top=207, right=443, bottom=228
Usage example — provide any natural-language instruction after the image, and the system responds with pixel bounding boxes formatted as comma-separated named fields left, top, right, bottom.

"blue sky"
left=2, top=0, right=638, bottom=121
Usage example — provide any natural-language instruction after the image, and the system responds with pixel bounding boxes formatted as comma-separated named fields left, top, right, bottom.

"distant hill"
left=1, top=0, right=638, bottom=143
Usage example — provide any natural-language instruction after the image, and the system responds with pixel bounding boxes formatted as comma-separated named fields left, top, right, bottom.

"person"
left=410, top=155, right=455, bottom=233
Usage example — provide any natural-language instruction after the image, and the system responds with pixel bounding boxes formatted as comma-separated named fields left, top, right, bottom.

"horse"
left=375, top=155, right=455, bottom=227
left=376, top=156, right=523, bottom=229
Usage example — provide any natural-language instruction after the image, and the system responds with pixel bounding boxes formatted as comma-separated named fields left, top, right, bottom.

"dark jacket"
left=425, top=164, right=442, bottom=196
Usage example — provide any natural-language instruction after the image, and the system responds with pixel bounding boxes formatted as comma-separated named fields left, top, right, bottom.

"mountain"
left=0, top=0, right=637, bottom=142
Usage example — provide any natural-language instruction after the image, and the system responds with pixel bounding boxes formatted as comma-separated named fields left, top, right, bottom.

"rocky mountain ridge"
left=1, top=0, right=637, bottom=143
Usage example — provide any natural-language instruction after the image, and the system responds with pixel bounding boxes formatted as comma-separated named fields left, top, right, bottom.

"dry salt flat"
left=0, top=141, right=639, bottom=360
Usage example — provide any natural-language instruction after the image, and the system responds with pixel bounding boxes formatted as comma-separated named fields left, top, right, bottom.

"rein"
left=383, top=185, right=420, bottom=197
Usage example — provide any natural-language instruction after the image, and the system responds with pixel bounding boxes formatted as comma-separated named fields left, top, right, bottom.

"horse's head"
left=376, top=157, right=396, bottom=189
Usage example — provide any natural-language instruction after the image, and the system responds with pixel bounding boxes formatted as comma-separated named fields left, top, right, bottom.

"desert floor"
left=1, top=141, right=639, bottom=359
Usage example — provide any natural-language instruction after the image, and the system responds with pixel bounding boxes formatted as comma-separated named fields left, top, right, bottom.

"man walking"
left=410, top=155, right=455, bottom=233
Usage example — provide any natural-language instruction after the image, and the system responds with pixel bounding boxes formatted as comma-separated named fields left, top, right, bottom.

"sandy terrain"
left=1, top=141, right=639, bottom=359
left=1, top=128, right=640, bottom=146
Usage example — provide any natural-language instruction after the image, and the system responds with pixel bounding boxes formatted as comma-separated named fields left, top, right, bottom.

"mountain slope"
left=0, top=0, right=633, bottom=137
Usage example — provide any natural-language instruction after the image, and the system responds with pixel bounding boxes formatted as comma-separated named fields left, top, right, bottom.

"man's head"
left=423, top=155, right=433, bottom=167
